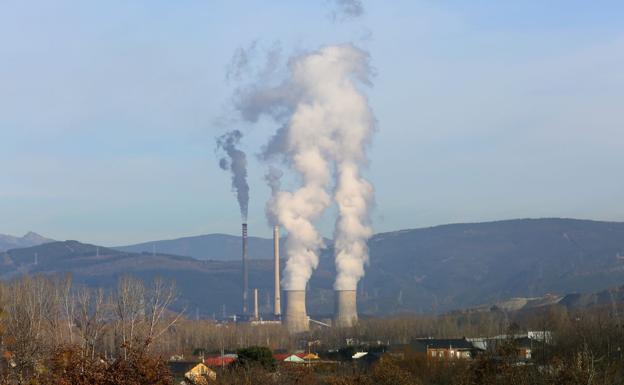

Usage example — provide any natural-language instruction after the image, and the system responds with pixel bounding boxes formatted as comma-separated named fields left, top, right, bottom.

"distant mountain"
left=114, top=233, right=278, bottom=261
left=3, top=218, right=624, bottom=318
left=356, top=218, right=624, bottom=315
left=0, top=231, right=54, bottom=252
left=0, top=240, right=274, bottom=317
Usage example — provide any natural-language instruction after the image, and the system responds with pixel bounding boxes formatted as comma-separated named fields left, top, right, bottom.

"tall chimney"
left=242, top=223, right=249, bottom=315
left=334, top=290, right=358, bottom=328
left=253, top=288, right=259, bottom=321
left=273, top=226, right=281, bottom=319
left=285, top=290, right=308, bottom=333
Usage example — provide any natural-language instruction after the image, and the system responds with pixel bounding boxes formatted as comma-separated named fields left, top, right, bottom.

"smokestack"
left=253, top=288, right=259, bottom=321
left=284, top=290, right=308, bottom=333
left=242, top=223, right=249, bottom=315
left=334, top=290, right=357, bottom=328
left=273, top=226, right=281, bottom=318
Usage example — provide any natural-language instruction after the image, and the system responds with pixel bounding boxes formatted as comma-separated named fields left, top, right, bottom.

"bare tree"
left=114, top=276, right=145, bottom=359
left=74, top=286, right=108, bottom=359
left=60, top=274, right=75, bottom=345
left=2, top=276, right=53, bottom=383
left=144, top=277, right=184, bottom=350
left=114, top=276, right=183, bottom=358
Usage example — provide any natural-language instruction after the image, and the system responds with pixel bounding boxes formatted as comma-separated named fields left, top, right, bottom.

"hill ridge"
left=3, top=218, right=624, bottom=317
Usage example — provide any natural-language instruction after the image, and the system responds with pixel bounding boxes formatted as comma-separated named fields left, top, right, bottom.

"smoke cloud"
left=237, top=44, right=375, bottom=291
left=226, top=41, right=258, bottom=82
left=264, top=166, right=283, bottom=226
left=217, top=130, right=250, bottom=221
left=329, top=0, right=365, bottom=22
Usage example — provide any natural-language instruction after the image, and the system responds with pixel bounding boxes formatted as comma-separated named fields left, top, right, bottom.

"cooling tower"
left=284, top=290, right=308, bottom=333
left=334, top=290, right=358, bottom=328
left=242, top=223, right=249, bottom=315
left=273, top=226, right=281, bottom=318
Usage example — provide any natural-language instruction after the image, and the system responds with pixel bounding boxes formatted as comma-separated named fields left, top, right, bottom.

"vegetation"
left=1, top=274, right=624, bottom=384
left=0, top=275, right=179, bottom=384
left=235, top=346, right=275, bottom=370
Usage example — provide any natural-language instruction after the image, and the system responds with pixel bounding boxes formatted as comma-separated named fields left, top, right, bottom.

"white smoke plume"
left=264, top=166, right=283, bottom=226
left=217, top=130, right=250, bottom=221
left=237, top=44, right=375, bottom=291
left=333, top=161, right=374, bottom=290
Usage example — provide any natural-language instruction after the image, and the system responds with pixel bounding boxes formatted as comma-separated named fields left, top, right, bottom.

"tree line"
left=2, top=274, right=624, bottom=384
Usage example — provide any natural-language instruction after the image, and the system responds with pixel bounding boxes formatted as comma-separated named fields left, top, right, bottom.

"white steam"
left=237, top=44, right=375, bottom=291
left=264, top=166, right=283, bottom=226
left=333, top=161, right=374, bottom=290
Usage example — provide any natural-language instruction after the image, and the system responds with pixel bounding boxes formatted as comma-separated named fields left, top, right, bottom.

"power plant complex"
left=220, top=46, right=374, bottom=335
left=238, top=223, right=359, bottom=334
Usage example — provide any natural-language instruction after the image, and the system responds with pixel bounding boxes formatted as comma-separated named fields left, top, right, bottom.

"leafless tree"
left=114, top=276, right=146, bottom=358
left=60, top=274, right=75, bottom=345
left=144, top=277, right=184, bottom=350
left=113, top=276, right=183, bottom=358
left=74, top=286, right=108, bottom=359
left=1, top=276, right=53, bottom=383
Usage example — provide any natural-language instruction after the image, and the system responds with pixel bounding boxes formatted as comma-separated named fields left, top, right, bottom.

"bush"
left=38, top=346, right=172, bottom=385
left=235, top=346, right=276, bottom=371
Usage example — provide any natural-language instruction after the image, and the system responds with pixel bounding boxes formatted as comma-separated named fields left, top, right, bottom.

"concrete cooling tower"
left=284, top=290, right=308, bottom=333
left=334, top=290, right=358, bottom=328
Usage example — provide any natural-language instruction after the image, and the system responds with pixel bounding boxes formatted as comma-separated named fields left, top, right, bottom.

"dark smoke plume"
left=217, top=130, right=249, bottom=221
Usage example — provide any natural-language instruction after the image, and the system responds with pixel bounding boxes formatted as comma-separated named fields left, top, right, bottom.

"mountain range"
left=2, top=218, right=624, bottom=318
left=0, top=231, right=54, bottom=252
left=114, top=233, right=278, bottom=261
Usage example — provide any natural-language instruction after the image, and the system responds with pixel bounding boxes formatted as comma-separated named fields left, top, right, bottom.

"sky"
left=1, top=0, right=623, bottom=245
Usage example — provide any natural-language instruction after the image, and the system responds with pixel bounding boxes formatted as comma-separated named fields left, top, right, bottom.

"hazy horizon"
left=2, top=0, right=623, bottom=245
left=1, top=216, right=622, bottom=248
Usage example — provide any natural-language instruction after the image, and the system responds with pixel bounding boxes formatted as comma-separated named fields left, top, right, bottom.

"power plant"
left=232, top=223, right=359, bottom=332
left=234, top=223, right=360, bottom=331
left=220, top=44, right=373, bottom=334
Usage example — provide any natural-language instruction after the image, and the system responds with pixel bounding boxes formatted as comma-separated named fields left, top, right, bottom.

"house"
left=204, top=354, right=237, bottom=368
left=515, top=337, right=532, bottom=360
left=412, top=338, right=480, bottom=359
left=185, top=363, right=216, bottom=384
left=468, top=331, right=551, bottom=360
left=273, top=353, right=291, bottom=362
left=273, top=352, right=320, bottom=364
left=283, top=354, right=306, bottom=363
left=302, top=353, right=320, bottom=361
left=168, top=362, right=216, bottom=385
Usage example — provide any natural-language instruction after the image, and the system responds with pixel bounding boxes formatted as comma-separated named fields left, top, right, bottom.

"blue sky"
left=1, top=1, right=623, bottom=245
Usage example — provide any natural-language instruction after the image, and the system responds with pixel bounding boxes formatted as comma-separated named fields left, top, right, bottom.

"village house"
left=468, top=330, right=552, bottom=361
left=204, top=354, right=237, bottom=368
left=413, top=338, right=479, bottom=359
left=168, top=361, right=216, bottom=385
left=387, top=338, right=482, bottom=360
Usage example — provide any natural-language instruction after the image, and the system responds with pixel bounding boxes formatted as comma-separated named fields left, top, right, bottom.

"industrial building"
left=237, top=222, right=360, bottom=334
